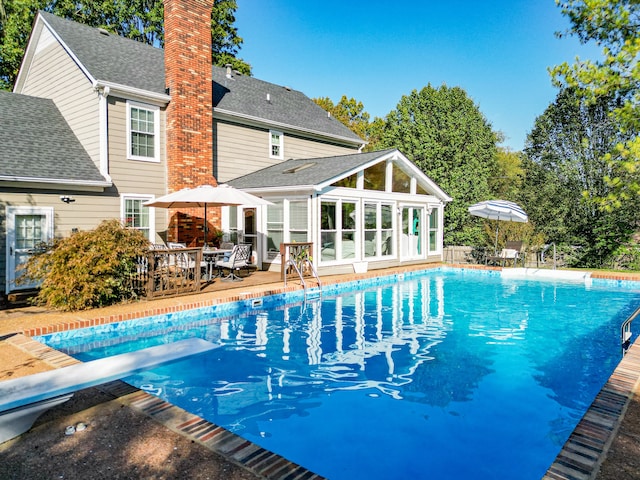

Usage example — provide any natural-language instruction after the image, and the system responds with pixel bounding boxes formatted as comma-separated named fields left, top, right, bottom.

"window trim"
left=269, top=130, right=284, bottom=160
left=127, top=101, right=160, bottom=163
left=121, top=194, right=155, bottom=242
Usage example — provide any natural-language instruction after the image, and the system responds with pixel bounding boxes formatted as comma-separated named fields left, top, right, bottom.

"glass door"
left=400, top=206, right=424, bottom=260
left=6, top=207, right=53, bottom=293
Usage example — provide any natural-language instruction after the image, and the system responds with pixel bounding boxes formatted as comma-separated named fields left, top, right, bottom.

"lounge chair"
left=487, top=241, right=524, bottom=267
left=215, top=244, right=252, bottom=281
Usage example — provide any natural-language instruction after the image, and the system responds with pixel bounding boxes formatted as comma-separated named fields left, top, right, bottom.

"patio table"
left=202, top=248, right=233, bottom=280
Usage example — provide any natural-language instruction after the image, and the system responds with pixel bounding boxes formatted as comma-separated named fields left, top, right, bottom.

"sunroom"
left=226, top=149, right=451, bottom=275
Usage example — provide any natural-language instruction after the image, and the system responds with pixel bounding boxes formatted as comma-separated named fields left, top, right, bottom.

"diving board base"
left=0, top=338, right=217, bottom=444
left=0, top=394, right=73, bottom=444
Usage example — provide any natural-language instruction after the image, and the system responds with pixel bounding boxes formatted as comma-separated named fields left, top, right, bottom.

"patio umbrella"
left=468, top=200, right=528, bottom=253
left=144, top=185, right=272, bottom=246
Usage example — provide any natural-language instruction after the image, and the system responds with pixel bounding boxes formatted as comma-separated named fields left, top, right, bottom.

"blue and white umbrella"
left=468, top=200, right=528, bottom=253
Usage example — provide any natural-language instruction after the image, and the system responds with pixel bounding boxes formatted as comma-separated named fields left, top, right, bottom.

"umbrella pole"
left=494, top=224, right=499, bottom=255
left=204, top=203, right=207, bottom=247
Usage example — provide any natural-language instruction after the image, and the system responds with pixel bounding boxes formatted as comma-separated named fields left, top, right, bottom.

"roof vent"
left=98, top=28, right=110, bottom=36
left=266, top=93, right=271, bottom=102
left=225, top=63, right=233, bottom=78
left=283, top=86, right=291, bottom=91
left=283, top=162, right=316, bottom=174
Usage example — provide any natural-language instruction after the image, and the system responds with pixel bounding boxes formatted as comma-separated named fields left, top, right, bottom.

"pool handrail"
left=621, top=305, right=640, bottom=356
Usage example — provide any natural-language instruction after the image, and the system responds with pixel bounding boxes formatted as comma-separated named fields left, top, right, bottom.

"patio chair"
left=487, top=241, right=524, bottom=267
left=215, top=244, right=252, bottom=281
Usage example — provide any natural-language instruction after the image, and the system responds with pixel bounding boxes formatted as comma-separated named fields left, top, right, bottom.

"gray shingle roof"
left=40, top=12, right=363, bottom=143
left=213, top=66, right=362, bottom=142
left=40, top=11, right=166, bottom=94
left=227, top=150, right=396, bottom=189
left=0, top=91, right=108, bottom=185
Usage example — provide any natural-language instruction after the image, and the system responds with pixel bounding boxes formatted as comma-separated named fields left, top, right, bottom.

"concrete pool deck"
left=1, top=264, right=639, bottom=479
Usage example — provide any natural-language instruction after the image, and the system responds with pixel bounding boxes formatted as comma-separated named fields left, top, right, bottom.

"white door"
left=400, top=206, right=425, bottom=260
left=241, top=208, right=257, bottom=263
left=6, top=206, right=54, bottom=293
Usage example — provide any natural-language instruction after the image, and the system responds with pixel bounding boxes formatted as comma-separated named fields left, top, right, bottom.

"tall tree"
left=377, top=84, right=499, bottom=245
left=0, top=0, right=250, bottom=90
left=523, top=88, right=638, bottom=266
left=551, top=0, right=639, bottom=210
left=313, top=95, right=384, bottom=149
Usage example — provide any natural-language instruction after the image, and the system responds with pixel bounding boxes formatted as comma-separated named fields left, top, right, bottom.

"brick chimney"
left=164, top=0, right=217, bottom=244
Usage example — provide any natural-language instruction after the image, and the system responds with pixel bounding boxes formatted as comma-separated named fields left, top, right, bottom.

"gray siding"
left=215, top=120, right=358, bottom=183
left=18, top=27, right=101, bottom=169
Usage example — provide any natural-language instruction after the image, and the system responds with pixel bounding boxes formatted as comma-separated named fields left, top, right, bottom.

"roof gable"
left=22, top=12, right=362, bottom=144
left=36, top=11, right=166, bottom=94
left=0, top=91, right=109, bottom=186
left=227, top=149, right=451, bottom=202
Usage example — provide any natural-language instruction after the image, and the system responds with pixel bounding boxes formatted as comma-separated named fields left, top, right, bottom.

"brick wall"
left=164, top=0, right=218, bottom=244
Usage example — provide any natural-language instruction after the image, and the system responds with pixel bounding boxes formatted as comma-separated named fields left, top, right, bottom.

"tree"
left=523, top=88, right=638, bottom=266
left=377, top=84, right=499, bottom=245
left=313, top=95, right=380, bottom=147
left=551, top=0, right=640, bottom=210
left=0, top=0, right=250, bottom=90
left=20, top=219, right=149, bottom=311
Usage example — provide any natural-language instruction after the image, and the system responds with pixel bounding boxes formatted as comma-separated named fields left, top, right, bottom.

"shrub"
left=20, top=219, right=149, bottom=311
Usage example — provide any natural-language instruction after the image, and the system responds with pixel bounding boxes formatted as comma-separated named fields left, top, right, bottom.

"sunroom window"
left=363, top=162, right=386, bottom=191
left=429, top=208, right=439, bottom=252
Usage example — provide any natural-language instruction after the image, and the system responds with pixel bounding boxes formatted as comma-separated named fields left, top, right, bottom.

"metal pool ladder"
left=284, top=257, right=322, bottom=297
left=621, top=306, right=640, bottom=356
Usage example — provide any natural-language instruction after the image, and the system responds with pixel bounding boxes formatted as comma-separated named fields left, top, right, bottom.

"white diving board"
left=0, top=337, right=217, bottom=444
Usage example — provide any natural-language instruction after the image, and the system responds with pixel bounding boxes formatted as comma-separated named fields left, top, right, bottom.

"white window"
left=121, top=195, right=155, bottom=242
left=270, top=130, right=283, bottom=159
left=127, top=101, right=160, bottom=162
left=266, top=200, right=284, bottom=258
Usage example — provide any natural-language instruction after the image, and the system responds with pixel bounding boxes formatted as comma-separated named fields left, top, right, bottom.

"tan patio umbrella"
left=144, top=184, right=272, bottom=246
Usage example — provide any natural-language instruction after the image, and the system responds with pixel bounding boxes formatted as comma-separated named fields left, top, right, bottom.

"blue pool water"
left=39, top=269, right=640, bottom=479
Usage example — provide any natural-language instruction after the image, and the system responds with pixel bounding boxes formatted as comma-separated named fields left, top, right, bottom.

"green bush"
left=21, top=219, right=149, bottom=311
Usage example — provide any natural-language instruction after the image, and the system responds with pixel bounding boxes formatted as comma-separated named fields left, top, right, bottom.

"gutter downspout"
left=98, top=86, right=112, bottom=183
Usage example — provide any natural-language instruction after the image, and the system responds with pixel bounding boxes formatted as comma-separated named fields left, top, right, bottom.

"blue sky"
left=234, top=1, right=600, bottom=151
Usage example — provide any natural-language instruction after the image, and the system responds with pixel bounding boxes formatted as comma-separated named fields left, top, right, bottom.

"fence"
left=131, top=247, right=203, bottom=299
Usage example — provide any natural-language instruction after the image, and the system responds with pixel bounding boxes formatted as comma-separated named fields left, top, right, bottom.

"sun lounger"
left=0, top=337, right=216, bottom=444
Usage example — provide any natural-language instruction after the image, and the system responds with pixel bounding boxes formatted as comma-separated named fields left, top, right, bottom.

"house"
left=0, top=0, right=450, bottom=298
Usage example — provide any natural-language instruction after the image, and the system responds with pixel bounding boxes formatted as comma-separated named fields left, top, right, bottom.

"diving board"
left=0, top=337, right=217, bottom=444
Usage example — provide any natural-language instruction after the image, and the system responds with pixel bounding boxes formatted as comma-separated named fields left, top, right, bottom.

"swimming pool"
left=38, top=269, right=640, bottom=479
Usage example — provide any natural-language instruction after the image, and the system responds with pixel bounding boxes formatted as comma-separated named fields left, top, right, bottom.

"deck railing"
left=131, top=247, right=202, bottom=298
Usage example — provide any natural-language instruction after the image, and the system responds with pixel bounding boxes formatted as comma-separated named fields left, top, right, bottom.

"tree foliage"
left=377, top=84, right=499, bottom=245
left=523, top=88, right=639, bottom=266
left=20, top=220, right=150, bottom=311
left=551, top=0, right=640, bottom=210
left=0, top=0, right=250, bottom=90
left=313, top=95, right=385, bottom=149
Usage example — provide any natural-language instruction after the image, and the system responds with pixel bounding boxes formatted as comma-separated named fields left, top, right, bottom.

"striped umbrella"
left=468, top=200, right=528, bottom=253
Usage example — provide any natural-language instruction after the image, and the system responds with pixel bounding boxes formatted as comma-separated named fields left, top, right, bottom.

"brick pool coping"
left=8, top=264, right=640, bottom=479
